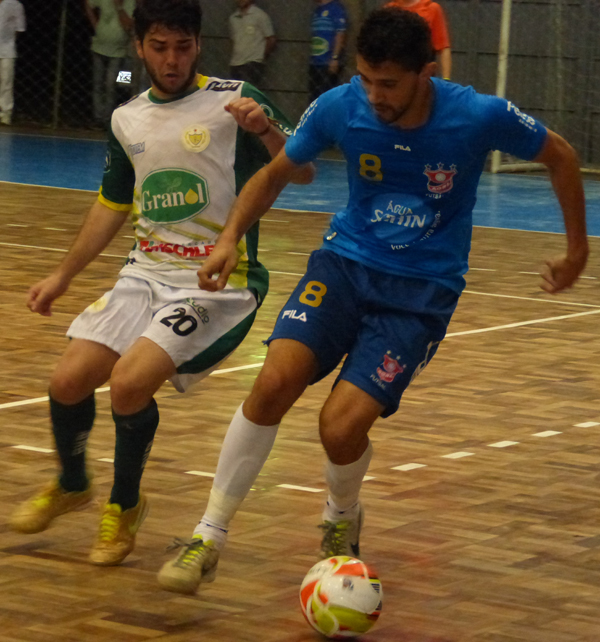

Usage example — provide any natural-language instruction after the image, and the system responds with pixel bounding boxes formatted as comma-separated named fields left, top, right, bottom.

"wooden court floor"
left=1, top=182, right=600, bottom=641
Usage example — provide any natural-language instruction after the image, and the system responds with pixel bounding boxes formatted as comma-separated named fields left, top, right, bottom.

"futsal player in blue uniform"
left=158, top=6, right=588, bottom=594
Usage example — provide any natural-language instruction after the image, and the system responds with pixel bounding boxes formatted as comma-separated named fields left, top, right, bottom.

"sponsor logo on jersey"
left=103, top=151, right=111, bottom=173
left=395, top=144, right=411, bottom=151
left=182, top=125, right=211, bottom=153
left=282, top=309, right=307, bottom=322
left=507, top=101, right=537, bottom=131
left=295, top=100, right=318, bottom=134
left=128, top=142, right=145, bottom=156
left=138, top=240, right=215, bottom=258
left=311, top=36, right=329, bottom=57
left=206, top=80, right=242, bottom=92
left=376, top=352, right=405, bottom=383
left=423, top=163, right=457, bottom=194
left=141, top=169, right=210, bottom=223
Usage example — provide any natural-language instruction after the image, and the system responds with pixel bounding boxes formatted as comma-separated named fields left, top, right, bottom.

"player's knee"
left=319, top=405, right=368, bottom=464
left=319, top=408, right=348, bottom=456
left=246, top=366, right=301, bottom=422
left=49, top=369, right=91, bottom=406
left=110, top=368, right=150, bottom=416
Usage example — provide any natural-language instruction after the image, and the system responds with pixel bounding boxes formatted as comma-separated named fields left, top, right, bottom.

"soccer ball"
left=299, top=556, right=383, bottom=639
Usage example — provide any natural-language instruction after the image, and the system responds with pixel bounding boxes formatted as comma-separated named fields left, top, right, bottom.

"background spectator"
left=0, top=0, right=26, bottom=126
left=384, top=0, right=451, bottom=79
left=229, top=0, right=276, bottom=89
left=309, top=0, right=348, bottom=103
left=84, top=0, right=135, bottom=128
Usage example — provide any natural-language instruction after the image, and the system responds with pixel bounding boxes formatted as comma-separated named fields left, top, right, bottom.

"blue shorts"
left=267, top=249, right=459, bottom=417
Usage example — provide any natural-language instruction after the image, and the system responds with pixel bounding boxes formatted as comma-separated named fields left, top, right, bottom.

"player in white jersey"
left=9, top=0, right=313, bottom=567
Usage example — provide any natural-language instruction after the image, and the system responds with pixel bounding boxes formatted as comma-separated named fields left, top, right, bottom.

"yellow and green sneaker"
left=157, top=536, right=220, bottom=594
left=10, top=479, right=93, bottom=534
left=318, top=504, right=364, bottom=559
left=88, top=494, right=149, bottom=566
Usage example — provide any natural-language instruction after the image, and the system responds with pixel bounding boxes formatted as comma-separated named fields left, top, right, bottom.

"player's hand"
left=540, top=252, right=588, bottom=294
left=328, top=59, right=340, bottom=75
left=197, top=242, right=240, bottom=292
left=225, top=98, right=270, bottom=135
left=27, top=273, right=70, bottom=316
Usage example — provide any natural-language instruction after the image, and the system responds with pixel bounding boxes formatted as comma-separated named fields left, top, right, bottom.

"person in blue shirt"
left=157, top=7, right=588, bottom=594
left=309, top=0, right=348, bottom=102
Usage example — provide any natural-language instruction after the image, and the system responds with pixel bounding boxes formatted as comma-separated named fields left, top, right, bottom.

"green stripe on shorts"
left=175, top=309, right=258, bottom=375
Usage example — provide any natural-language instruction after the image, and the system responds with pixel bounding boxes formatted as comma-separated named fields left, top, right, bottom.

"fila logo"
left=395, top=144, right=411, bottom=151
left=282, top=309, right=307, bottom=322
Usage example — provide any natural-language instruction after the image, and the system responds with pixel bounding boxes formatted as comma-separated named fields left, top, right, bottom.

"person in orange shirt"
left=384, top=0, right=451, bottom=79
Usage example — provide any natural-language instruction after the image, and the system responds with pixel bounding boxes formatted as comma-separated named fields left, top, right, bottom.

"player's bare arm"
left=225, top=97, right=314, bottom=184
left=198, top=148, right=301, bottom=292
left=27, top=200, right=129, bottom=316
left=533, top=128, right=588, bottom=294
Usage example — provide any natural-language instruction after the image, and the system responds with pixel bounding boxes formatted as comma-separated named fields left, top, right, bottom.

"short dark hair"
left=134, top=0, right=203, bottom=42
left=357, top=7, right=434, bottom=73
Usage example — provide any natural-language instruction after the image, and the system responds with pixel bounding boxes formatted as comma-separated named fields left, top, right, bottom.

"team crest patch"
left=376, top=352, right=405, bottom=383
left=424, top=163, right=457, bottom=194
left=182, top=125, right=211, bottom=153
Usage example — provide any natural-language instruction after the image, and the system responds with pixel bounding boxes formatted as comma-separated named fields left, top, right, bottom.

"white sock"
left=194, top=403, right=279, bottom=549
left=322, top=441, right=373, bottom=522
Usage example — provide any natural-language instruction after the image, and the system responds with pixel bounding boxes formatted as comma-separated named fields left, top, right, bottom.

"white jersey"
left=99, top=75, right=292, bottom=300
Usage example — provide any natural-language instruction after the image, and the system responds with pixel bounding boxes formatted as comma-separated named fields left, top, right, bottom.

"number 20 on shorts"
left=299, top=281, right=327, bottom=307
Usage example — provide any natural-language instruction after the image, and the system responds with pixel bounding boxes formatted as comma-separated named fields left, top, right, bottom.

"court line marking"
left=462, top=290, right=600, bottom=309
left=0, top=179, right=98, bottom=193
left=1, top=242, right=596, bottom=309
left=446, top=308, right=600, bottom=338
left=0, top=364, right=264, bottom=411
left=392, top=463, right=427, bottom=471
left=11, top=245, right=595, bottom=308
left=1, top=310, right=598, bottom=411
left=0, top=241, right=125, bottom=259
left=277, top=484, right=323, bottom=493
left=518, top=270, right=597, bottom=281
left=12, top=445, right=54, bottom=454
left=442, top=452, right=475, bottom=459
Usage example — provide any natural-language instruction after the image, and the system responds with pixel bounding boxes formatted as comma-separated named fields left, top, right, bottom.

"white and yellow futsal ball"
left=299, top=556, right=383, bottom=639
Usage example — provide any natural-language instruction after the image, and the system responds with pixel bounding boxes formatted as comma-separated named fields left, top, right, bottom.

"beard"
left=371, top=103, right=409, bottom=124
left=144, top=56, right=199, bottom=97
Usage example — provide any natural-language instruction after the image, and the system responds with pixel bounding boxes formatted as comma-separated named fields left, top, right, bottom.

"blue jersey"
left=285, top=77, right=548, bottom=293
left=311, top=0, right=348, bottom=66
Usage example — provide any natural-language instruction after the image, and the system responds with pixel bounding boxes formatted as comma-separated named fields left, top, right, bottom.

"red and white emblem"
left=376, top=353, right=405, bottom=383
left=424, top=163, right=457, bottom=194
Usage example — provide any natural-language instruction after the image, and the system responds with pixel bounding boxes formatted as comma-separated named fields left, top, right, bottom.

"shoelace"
left=318, top=521, right=350, bottom=556
left=98, top=508, right=121, bottom=541
left=166, top=537, right=209, bottom=567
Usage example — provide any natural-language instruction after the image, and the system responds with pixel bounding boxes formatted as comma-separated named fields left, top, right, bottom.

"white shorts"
left=67, top=277, right=258, bottom=392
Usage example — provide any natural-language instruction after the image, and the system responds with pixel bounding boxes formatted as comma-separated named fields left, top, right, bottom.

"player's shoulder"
left=333, top=1, right=348, bottom=18
left=112, top=91, right=149, bottom=123
left=251, top=4, right=269, bottom=18
left=433, top=79, right=498, bottom=116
